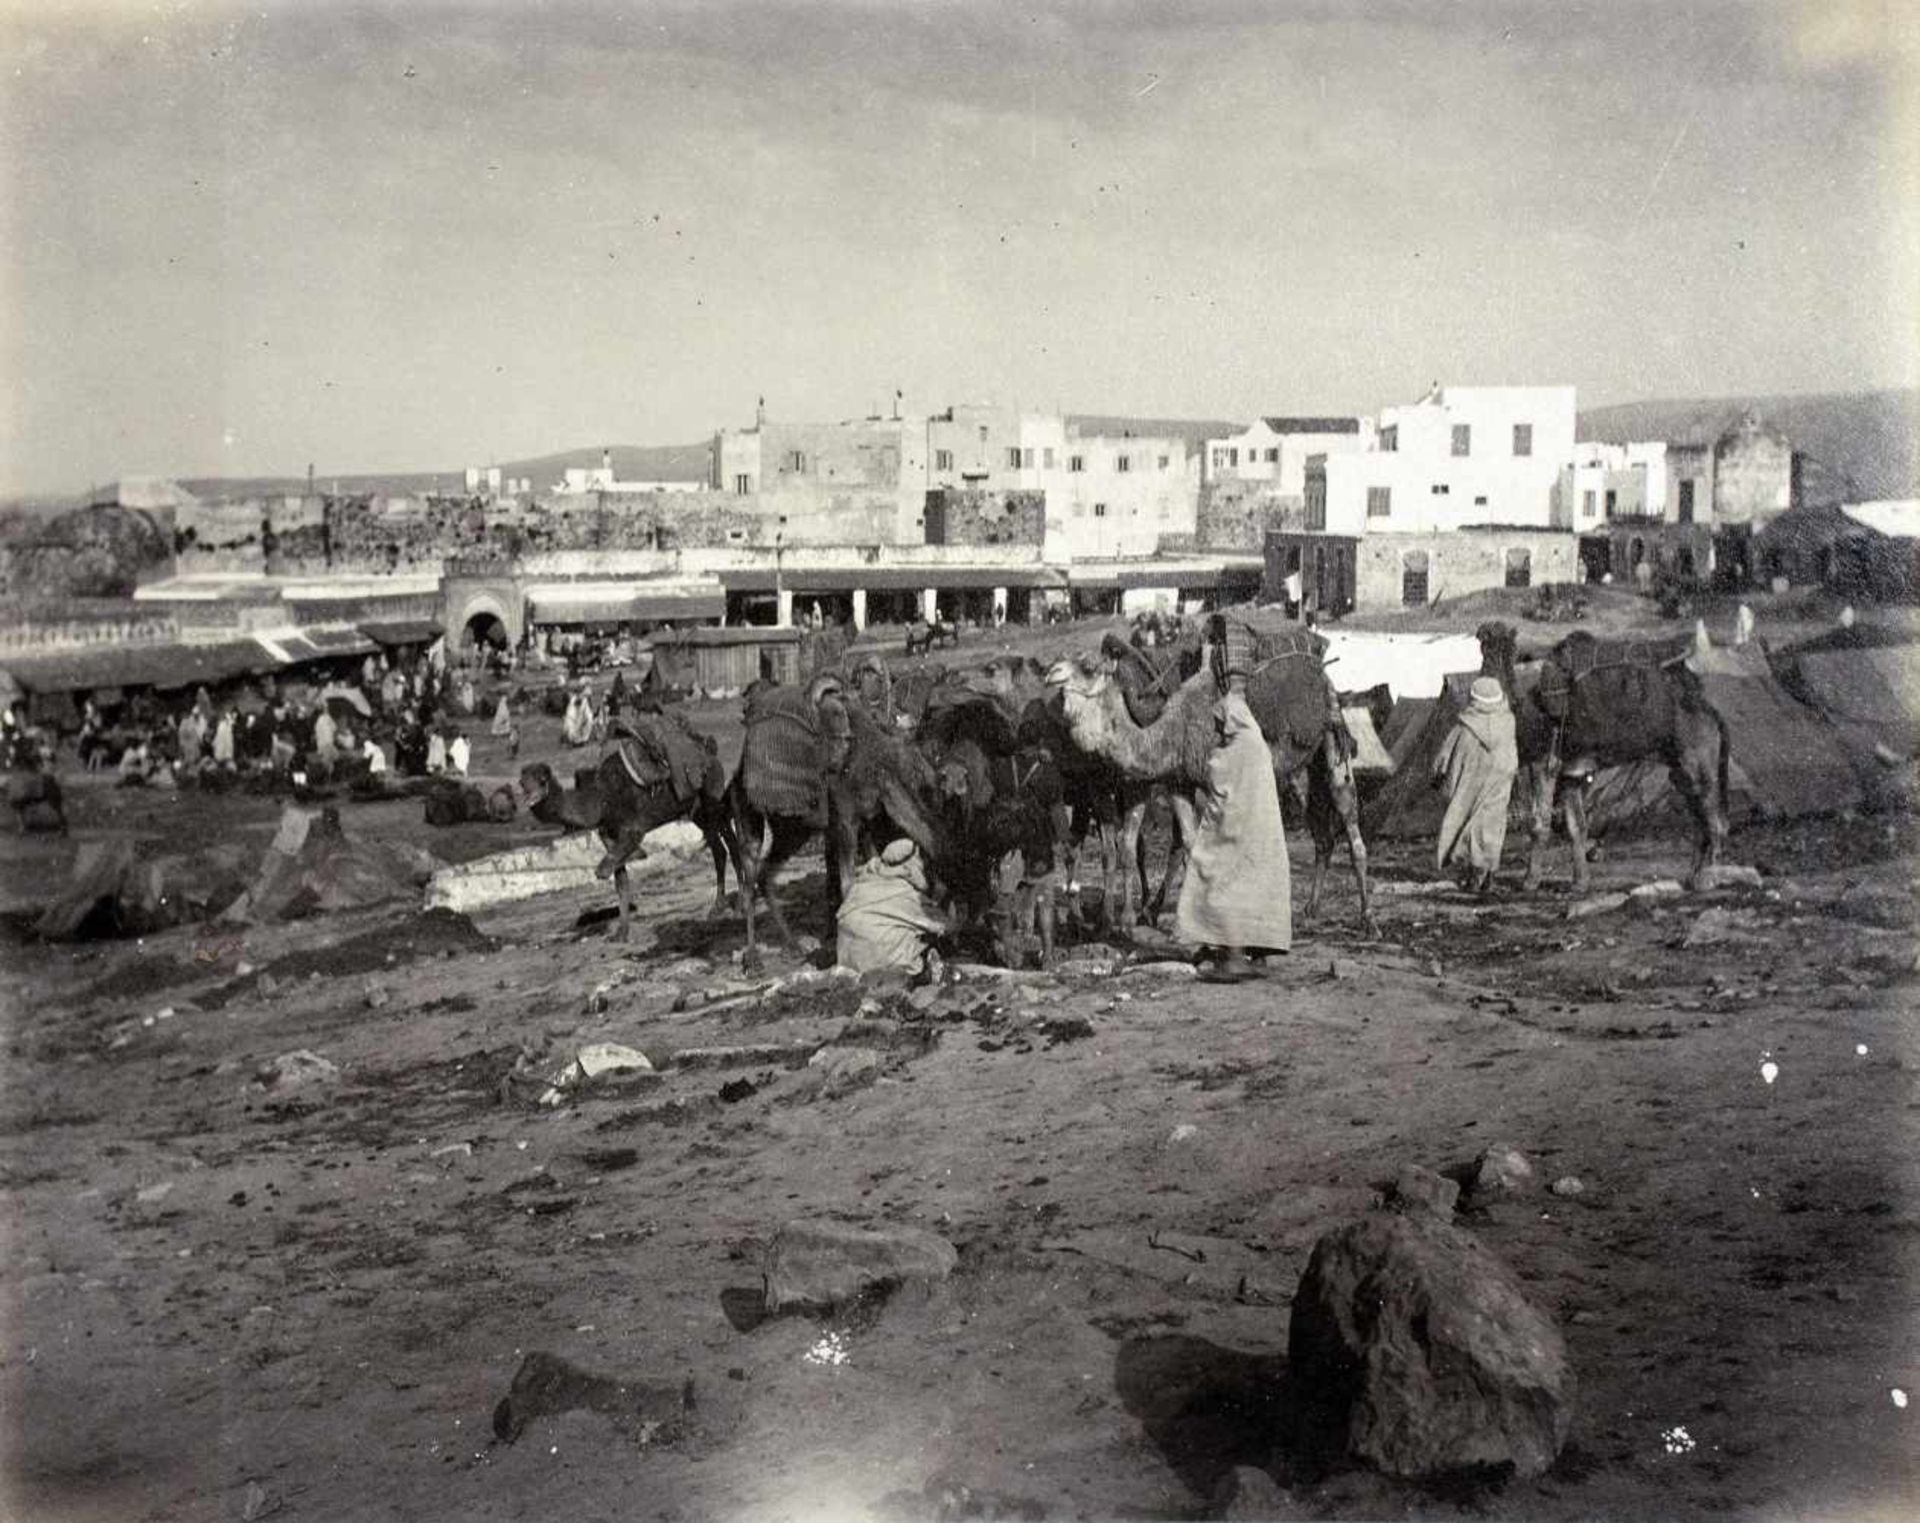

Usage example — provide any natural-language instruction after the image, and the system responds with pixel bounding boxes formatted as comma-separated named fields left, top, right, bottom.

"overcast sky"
left=1, top=0, right=1913, bottom=495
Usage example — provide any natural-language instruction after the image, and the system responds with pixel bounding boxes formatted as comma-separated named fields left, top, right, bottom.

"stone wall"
left=923, top=489, right=1046, bottom=547
left=1712, top=420, right=1793, bottom=525
left=1197, top=481, right=1309, bottom=550
left=1352, top=530, right=1579, bottom=611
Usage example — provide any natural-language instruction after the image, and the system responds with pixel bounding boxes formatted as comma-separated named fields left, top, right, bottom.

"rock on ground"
left=1384, top=1163, right=1460, bottom=1220
left=1288, top=1211, right=1573, bottom=1480
left=762, top=1219, right=958, bottom=1315
left=1465, top=1143, right=1535, bottom=1199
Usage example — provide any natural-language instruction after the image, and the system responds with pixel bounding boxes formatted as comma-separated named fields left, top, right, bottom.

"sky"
left=0, top=0, right=1914, bottom=495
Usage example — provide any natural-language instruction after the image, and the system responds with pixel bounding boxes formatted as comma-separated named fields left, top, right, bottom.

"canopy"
left=0, top=639, right=278, bottom=697
left=718, top=565, right=1065, bottom=593
left=524, top=583, right=725, bottom=624
left=359, top=619, right=445, bottom=647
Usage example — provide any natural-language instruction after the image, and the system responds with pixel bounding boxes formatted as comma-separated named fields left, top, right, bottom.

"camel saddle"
left=609, top=713, right=721, bottom=805
left=1536, top=633, right=1693, bottom=720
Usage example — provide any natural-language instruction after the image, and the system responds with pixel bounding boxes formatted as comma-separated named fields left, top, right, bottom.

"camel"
left=1477, top=620, right=1730, bottom=891
left=518, top=712, right=741, bottom=940
left=730, top=673, right=948, bottom=956
left=1049, top=634, right=1374, bottom=932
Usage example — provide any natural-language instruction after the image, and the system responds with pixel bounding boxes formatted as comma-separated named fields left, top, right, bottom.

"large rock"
left=762, top=1219, right=958, bottom=1314
left=1288, top=1212, right=1572, bottom=1479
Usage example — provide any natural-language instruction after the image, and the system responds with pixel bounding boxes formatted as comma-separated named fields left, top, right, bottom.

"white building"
left=1308, top=385, right=1577, bottom=536
left=1041, top=425, right=1199, bottom=560
left=1556, top=440, right=1670, bottom=529
left=1202, top=416, right=1375, bottom=494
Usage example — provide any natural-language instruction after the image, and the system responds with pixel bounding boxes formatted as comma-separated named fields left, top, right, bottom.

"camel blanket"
left=1433, top=704, right=1519, bottom=875
left=1176, top=694, right=1292, bottom=953
left=610, top=713, right=720, bottom=804
left=741, top=685, right=828, bottom=823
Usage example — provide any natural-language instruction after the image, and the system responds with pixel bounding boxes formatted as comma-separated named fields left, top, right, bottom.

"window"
left=1116, top=455, right=1132, bottom=473
left=726, top=527, right=749, bottom=545
left=1022, top=448, right=1035, bottom=469
left=1605, top=489, right=1618, bottom=519
left=1007, top=447, right=1023, bottom=470
left=1451, top=425, right=1471, bottom=457
left=1380, top=426, right=1398, bottom=453
left=1158, top=454, right=1170, bottom=469
left=1366, top=485, right=1392, bottom=519
left=1212, top=448, right=1228, bottom=470
left=1504, top=547, right=1532, bottom=589
left=1093, top=503, right=1107, bottom=518
left=1043, top=448, right=1055, bottom=470
left=1402, top=550, right=1430, bottom=607
left=1582, top=489, right=1597, bottom=519
left=935, top=449, right=953, bottom=472
left=733, top=474, right=752, bottom=495
left=1266, top=448, right=1279, bottom=463
left=1431, top=482, right=1450, bottom=495
left=978, top=426, right=989, bottom=443
left=1069, top=454, right=1084, bottom=473
left=1474, top=495, right=1488, bottom=507
left=1512, top=423, right=1533, bottom=457
left=1227, top=448, right=1239, bottom=467
left=784, top=450, right=807, bottom=473
left=1677, top=479, right=1696, bottom=524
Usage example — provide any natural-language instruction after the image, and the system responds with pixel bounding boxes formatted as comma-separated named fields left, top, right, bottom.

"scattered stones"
left=1384, top=1163, right=1460, bottom=1221
left=134, top=1181, right=175, bottom=1205
left=1168, top=1123, right=1200, bottom=1144
left=1289, top=1212, right=1574, bottom=1480
left=1695, top=864, right=1765, bottom=891
left=1628, top=879, right=1686, bottom=902
left=718, top=1078, right=758, bottom=1104
left=1327, top=957, right=1366, bottom=981
left=1040, top=1015, right=1095, bottom=1047
left=364, top=986, right=391, bottom=1010
left=1683, top=907, right=1770, bottom=948
left=669, top=1043, right=817, bottom=1072
left=1550, top=1176, right=1586, bottom=1198
left=790, top=1046, right=881, bottom=1100
left=1211, top=1465, right=1298, bottom=1521
left=1566, top=892, right=1631, bottom=920
left=1466, top=1143, right=1535, bottom=1199
left=253, top=1050, right=338, bottom=1091
left=492, top=1350, right=695, bottom=1445
left=761, top=1219, right=959, bottom=1315
left=656, top=956, right=716, bottom=981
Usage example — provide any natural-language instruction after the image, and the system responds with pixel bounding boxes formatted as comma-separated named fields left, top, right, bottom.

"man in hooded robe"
left=1432, top=675, right=1519, bottom=895
left=835, top=839, right=949, bottom=980
left=1176, top=691, right=1291, bottom=982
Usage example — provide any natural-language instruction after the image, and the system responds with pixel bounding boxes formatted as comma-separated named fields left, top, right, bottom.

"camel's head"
left=1046, top=655, right=1111, bottom=721
left=517, top=762, right=557, bottom=806
left=1476, top=620, right=1518, bottom=671
left=807, top=672, right=846, bottom=709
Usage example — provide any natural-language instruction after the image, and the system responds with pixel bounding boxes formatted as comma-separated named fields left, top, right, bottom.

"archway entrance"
left=465, top=611, right=508, bottom=650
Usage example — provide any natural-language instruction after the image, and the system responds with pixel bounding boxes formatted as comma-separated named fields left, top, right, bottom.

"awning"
left=718, top=565, right=1064, bottom=593
left=1070, top=563, right=1261, bottom=590
left=272, top=628, right=378, bottom=663
left=525, top=584, right=726, bottom=625
left=0, top=639, right=280, bottom=696
left=359, top=620, right=445, bottom=646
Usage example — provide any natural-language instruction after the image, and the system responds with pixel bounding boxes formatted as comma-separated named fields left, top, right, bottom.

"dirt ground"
left=2, top=611, right=1917, bottom=1523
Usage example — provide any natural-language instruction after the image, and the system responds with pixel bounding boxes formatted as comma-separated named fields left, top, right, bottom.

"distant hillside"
left=180, top=440, right=713, bottom=501
left=1579, top=389, right=1918, bottom=502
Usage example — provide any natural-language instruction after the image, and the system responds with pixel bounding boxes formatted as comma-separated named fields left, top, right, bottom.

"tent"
left=1362, top=643, right=1869, bottom=842
left=221, top=805, right=436, bottom=924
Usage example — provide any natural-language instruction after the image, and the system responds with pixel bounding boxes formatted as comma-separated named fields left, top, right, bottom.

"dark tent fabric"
left=221, top=805, right=436, bottom=924
left=1694, top=643, right=1864, bottom=818
left=35, top=838, right=252, bottom=940
left=1781, top=645, right=1920, bottom=759
left=1362, top=644, right=1870, bottom=842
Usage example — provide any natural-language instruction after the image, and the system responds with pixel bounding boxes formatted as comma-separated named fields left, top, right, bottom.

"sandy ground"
left=2, top=612, right=1917, bottom=1523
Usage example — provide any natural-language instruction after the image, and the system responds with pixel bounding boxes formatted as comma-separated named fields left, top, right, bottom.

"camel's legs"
left=613, top=863, right=634, bottom=943
left=1150, top=791, right=1198, bottom=921
left=755, top=817, right=814, bottom=947
left=1561, top=776, right=1594, bottom=892
left=1115, top=797, right=1150, bottom=934
left=1520, top=763, right=1556, bottom=892
left=730, top=793, right=764, bottom=955
left=1669, top=735, right=1730, bottom=887
left=1297, top=769, right=1331, bottom=921
left=1325, top=741, right=1372, bottom=931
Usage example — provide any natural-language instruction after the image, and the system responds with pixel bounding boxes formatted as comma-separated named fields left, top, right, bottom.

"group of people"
left=836, top=642, right=1524, bottom=986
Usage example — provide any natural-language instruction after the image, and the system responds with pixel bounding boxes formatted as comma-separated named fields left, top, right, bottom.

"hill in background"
left=1579, top=388, right=1918, bottom=502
